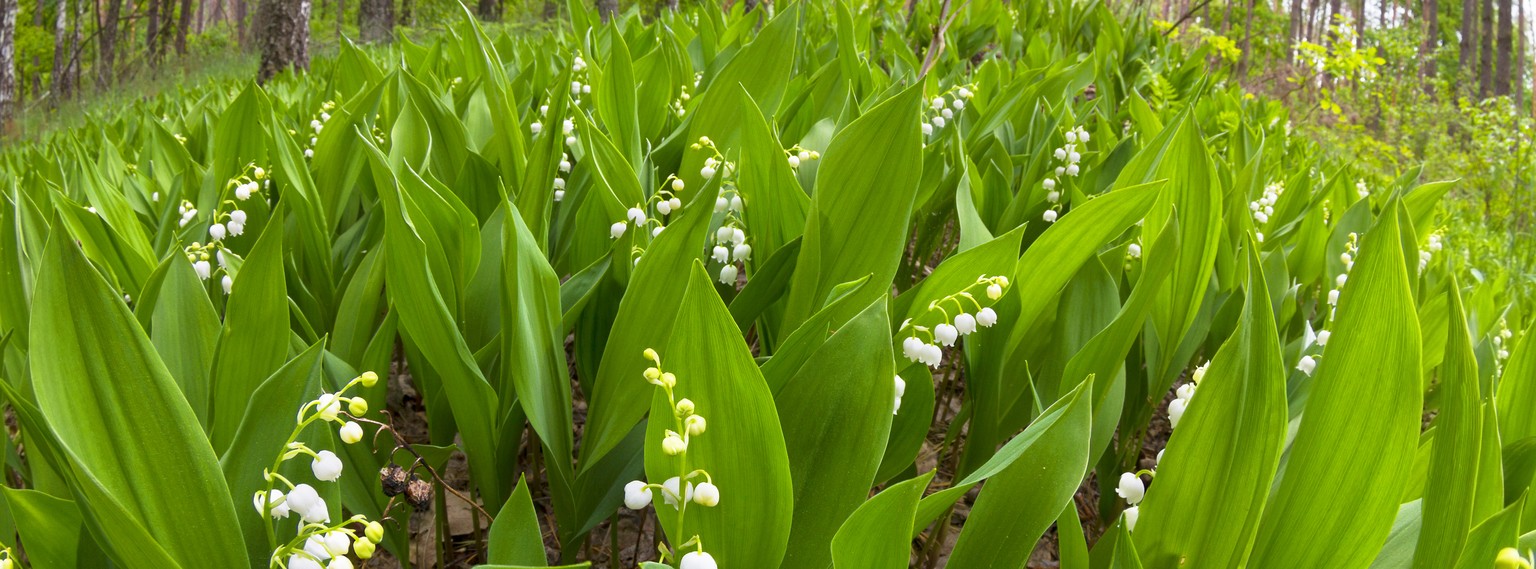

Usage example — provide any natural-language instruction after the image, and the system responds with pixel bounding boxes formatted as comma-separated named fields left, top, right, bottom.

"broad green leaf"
left=31, top=232, right=246, bottom=567
left=488, top=476, right=549, bottom=566
left=1412, top=275, right=1482, bottom=569
left=1136, top=239, right=1286, bottom=568
left=646, top=262, right=794, bottom=568
left=830, top=472, right=933, bottom=569
left=1250, top=205, right=1422, bottom=569
left=209, top=209, right=290, bottom=452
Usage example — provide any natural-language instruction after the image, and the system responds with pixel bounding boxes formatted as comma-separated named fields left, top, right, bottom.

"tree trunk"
left=1460, top=0, right=1475, bottom=87
left=0, top=0, right=14, bottom=126
left=358, top=0, right=392, bottom=43
left=595, top=0, right=616, bottom=22
left=1351, top=0, right=1363, bottom=47
left=236, top=0, right=248, bottom=46
left=254, top=0, right=308, bottom=83
left=1420, top=0, right=1437, bottom=93
left=1479, top=0, right=1493, bottom=97
left=99, top=0, right=122, bottom=88
left=1289, top=0, right=1304, bottom=56
left=175, top=0, right=192, bottom=55
left=1493, top=0, right=1510, bottom=94
left=475, top=0, right=500, bottom=20
left=52, top=0, right=71, bottom=99
left=29, top=0, right=42, bottom=99
left=399, top=0, right=412, bottom=26
left=146, top=0, right=163, bottom=65
left=1238, top=0, right=1255, bottom=73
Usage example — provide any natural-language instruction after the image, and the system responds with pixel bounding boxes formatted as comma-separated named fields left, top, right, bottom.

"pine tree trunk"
left=0, top=0, right=14, bottom=126
left=254, top=0, right=308, bottom=83
left=1492, top=0, right=1510, bottom=94
left=595, top=0, right=616, bottom=22
left=236, top=0, right=248, bottom=46
left=1479, top=0, right=1493, bottom=97
left=1238, top=0, right=1255, bottom=73
left=52, top=0, right=71, bottom=99
left=1289, top=0, right=1303, bottom=56
left=1420, top=0, right=1437, bottom=93
left=358, top=0, right=392, bottom=43
left=99, top=0, right=123, bottom=88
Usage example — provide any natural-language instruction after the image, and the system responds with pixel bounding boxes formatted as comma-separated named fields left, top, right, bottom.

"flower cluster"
left=1250, top=181, right=1281, bottom=228
left=1167, top=362, right=1205, bottom=428
left=552, top=149, right=574, bottom=202
left=784, top=145, right=820, bottom=170
left=1418, top=231, right=1443, bottom=273
left=254, top=371, right=387, bottom=569
left=1494, top=323, right=1514, bottom=373
left=671, top=79, right=694, bottom=118
left=1039, top=125, right=1090, bottom=223
left=921, top=85, right=975, bottom=138
left=1114, top=471, right=1147, bottom=531
left=610, top=176, right=688, bottom=256
left=568, top=53, right=592, bottom=104
left=624, top=349, right=721, bottom=569
left=301, top=101, right=337, bottom=158
left=899, top=275, right=1010, bottom=368
left=1354, top=178, right=1371, bottom=200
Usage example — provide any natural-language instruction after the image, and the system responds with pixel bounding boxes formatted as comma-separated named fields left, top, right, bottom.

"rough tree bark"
left=358, top=0, right=393, bottom=43
left=596, top=0, right=617, bottom=22
left=1238, top=0, right=1255, bottom=74
left=0, top=0, right=14, bottom=125
left=1420, top=0, right=1437, bottom=94
left=1492, top=0, right=1510, bottom=94
left=1478, top=0, right=1493, bottom=97
left=1289, top=0, right=1304, bottom=55
left=255, top=0, right=309, bottom=83
left=98, top=0, right=123, bottom=88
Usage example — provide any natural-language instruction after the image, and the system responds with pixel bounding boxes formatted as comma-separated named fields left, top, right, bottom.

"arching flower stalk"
left=920, top=83, right=976, bottom=139
left=897, top=275, right=1011, bottom=369
left=254, top=371, right=388, bottom=568
left=623, top=348, right=721, bottom=568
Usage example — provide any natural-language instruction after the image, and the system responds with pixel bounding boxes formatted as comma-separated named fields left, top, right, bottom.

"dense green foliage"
left=0, top=1, right=1533, bottom=568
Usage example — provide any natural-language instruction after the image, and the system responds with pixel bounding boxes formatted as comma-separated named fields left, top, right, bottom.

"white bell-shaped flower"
left=657, top=200, right=673, bottom=215
left=672, top=178, right=686, bottom=192
left=1316, top=330, right=1331, bottom=346
left=1176, top=383, right=1196, bottom=401
left=298, top=496, right=330, bottom=524
left=701, top=165, right=717, bottom=179
left=1116, top=472, right=1145, bottom=504
left=668, top=197, right=683, bottom=211
left=286, top=483, right=320, bottom=513
left=1043, top=209, right=1058, bottom=223
left=977, top=307, right=998, bottom=327
left=733, top=243, right=752, bottom=262
left=1296, top=355, right=1317, bottom=376
left=194, top=260, right=212, bottom=280
left=941, top=108, right=953, bottom=119
left=954, top=313, right=977, bottom=335
left=922, top=123, right=933, bottom=137
left=788, top=155, right=801, bottom=168
left=254, top=489, right=291, bottom=518
left=680, top=550, right=718, bottom=569
left=931, top=116, right=946, bottom=128
left=554, top=190, right=566, bottom=202
left=1168, top=398, right=1188, bottom=428
left=931, top=96, right=946, bottom=110
left=987, top=283, right=1004, bottom=300
left=1065, top=164, right=1080, bottom=176
left=627, top=208, right=647, bottom=226
left=222, top=275, right=234, bottom=295
left=729, top=195, right=743, bottom=212
left=312, top=450, right=344, bottom=481
left=1128, top=243, right=1142, bottom=258
left=339, top=421, right=364, bottom=444
left=228, top=220, right=245, bottom=236
left=1327, top=289, right=1340, bottom=305
left=694, top=481, right=720, bottom=507
left=712, top=246, right=730, bottom=263
left=651, top=226, right=664, bottom=237
left=530, top=122, right=543, bottom=134
left=661, top=477, right=695, bottom=508
left=328, top=557, right=354, bottom=569
left=921, top=343, right=944, bottom=368
left=209, top=223, right=227, bottom=241
left=718, top=264, right=739, bottom=285
left=1124, top=506, right=1140, bottom=531
left=623, top=480, right=653, bottom=510
left=902, top=337, right=925, bottom=362
left=1054, top=148, right=1067, bottom=160
left=290, top=554, right=324, bottom=569
left=610, top=222, right=628, bottom=239
left=714, top=197, right=729, bottom=212
left=315, top=394, right=342, bottom=421
left=324, top=531, right=351, bottom=556
left=934, top=323, right=959, bottom=347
